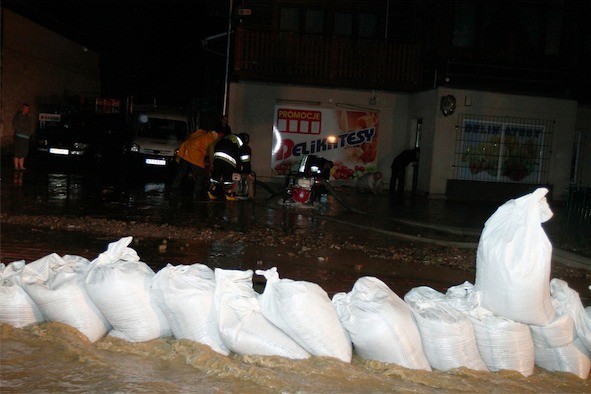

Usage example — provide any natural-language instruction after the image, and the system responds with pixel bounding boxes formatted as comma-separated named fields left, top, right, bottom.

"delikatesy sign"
left=271, top=105, right=379, bottom=180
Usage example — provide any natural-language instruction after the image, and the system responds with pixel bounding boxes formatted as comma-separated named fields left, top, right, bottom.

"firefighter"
left=208, top=133, right=249, bottom=200
left=171, top=118, right=221, bottom=200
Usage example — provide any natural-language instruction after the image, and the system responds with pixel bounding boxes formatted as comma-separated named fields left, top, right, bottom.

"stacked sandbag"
left=529, top=313, right=575, bottom=349
left=528, top=279, right=591, bottom=379
left=85, top=237, right=171, bottom=342
left=404, top=286, right=488, bottom=372
left=213, top=268, right=309, bottom=359
left=256, top=267, right=352, bottom=363
left=0, top=261, right=45, bottom=328
left=474, top=188, right=555, bottom=326
left=332, top=276, right=430, bottom=370
left=151, top=263, right=229, bottom=355
left=445, top=282, right=535, bottom=376
left=533, top=338, right=590, bottom=379
left=549, top=279, right=591, bottom=351
left=20, top=254, right=111, bottom=342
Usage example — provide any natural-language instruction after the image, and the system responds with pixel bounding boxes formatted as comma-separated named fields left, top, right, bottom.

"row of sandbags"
left=0, top=238, right=348, bottom=360
left=0, top=238, right=171, bottom=343
left=406, top=281, right=591, bottom=378
left=1, top=235, right=590, bottom=378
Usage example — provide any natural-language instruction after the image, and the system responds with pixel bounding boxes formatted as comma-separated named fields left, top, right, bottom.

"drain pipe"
left=222, top=0, right=233, bottom=116
left=411, top=119, right=422, bottom=206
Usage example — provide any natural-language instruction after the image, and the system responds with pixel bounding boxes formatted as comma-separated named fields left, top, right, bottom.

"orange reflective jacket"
left=177, top=129, right=218, bottom=168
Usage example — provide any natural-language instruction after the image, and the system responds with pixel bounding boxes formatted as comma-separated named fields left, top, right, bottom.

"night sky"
left=5, top=0, right=233, bottom=106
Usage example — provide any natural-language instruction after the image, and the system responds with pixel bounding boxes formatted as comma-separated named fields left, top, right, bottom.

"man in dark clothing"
left=390, top=147, right=419, bottom=194
left=13, top=103, right=33, bottom=171
left=217, top=115, right=232, bottom=136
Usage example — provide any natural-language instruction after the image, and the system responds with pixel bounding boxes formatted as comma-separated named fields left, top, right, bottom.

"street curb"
left=331, top=216, right=591, bottom=271
left=390, top=218, right=591, bottom=271
left=552, top=248, right=591, bottom=271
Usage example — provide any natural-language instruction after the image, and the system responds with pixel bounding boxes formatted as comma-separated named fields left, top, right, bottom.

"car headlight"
left=72, top=142, right=89, bottom=149
left=130, top=143, right=140, bottom=153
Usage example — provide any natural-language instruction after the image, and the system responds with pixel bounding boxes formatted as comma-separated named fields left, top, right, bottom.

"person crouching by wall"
left=390, top=147, right=419, bottom=198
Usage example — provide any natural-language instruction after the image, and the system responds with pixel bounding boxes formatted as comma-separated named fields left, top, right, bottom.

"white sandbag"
left=20, top=254, right=110, bottom=342
left=474, top=188, right=555, bottom=326
left=549, top=278, right=591, bottom=351
left=444, top=281, right=482, bottom=312
left=469, top=314, right=535, bottom=376
left=151, top=263, right=229, bottom=355
left=444, top=282, right=534, bottom=376
left=534, top=338, right=591, bottom=379
left=332, top=276, right=430, bottom=370
left=256, top=267, right=352, bottom=363
left=213, top=268, right=309, bottom=359
left=404, top=286, right=488, bottom=372
left=85, top=237, right=171, bottom=342
left=529, top=313, right=575, bottom=348
left=0, top=261, right=45, bottom=328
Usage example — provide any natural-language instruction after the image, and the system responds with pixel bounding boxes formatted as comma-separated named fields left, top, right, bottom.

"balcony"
left=234, top=27, right=422, bottom=92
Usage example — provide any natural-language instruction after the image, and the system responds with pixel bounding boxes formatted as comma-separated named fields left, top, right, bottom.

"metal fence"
left=452, top=114, right=554, bottom=183
left=567, top=186, right=591, bottom=233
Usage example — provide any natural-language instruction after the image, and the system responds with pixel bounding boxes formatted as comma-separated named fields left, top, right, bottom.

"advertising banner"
left=271, top=105, right=379, bottom=180
left=459, top=118, right=546, bottom=183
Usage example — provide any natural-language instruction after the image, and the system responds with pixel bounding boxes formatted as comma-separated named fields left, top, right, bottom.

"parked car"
left=35, top=113, right=132, bottom=165
left=127, top=109, right=190, bottom=170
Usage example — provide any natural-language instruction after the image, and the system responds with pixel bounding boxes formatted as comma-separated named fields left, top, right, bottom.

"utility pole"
left=222, top=0, right=233, bottom=116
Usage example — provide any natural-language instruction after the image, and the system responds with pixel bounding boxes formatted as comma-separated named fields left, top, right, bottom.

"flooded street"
left=2, top=157, right=590, bottom=392
left=3, top=321, right=589, bottom=393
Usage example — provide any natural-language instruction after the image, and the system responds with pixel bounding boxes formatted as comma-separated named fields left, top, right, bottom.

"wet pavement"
left=1, top=153, right=590, bottom=301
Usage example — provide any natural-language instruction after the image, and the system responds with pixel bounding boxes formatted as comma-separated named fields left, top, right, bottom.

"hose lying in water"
left=255, top=179, right=283, bottom=198
left=318, top=180, right=366, bottom=214
left=256, top=175, right=362, bottom=213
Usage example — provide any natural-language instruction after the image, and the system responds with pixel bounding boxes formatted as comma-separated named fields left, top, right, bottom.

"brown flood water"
left=2, top=321, right=590, bottom=393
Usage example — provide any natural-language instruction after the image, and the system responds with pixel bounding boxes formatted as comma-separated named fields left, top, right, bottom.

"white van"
left=128, top=110, right=190, bottom=168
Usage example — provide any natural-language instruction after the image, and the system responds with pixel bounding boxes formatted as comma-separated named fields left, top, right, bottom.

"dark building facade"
left=226, top=0, right=591, bottom=200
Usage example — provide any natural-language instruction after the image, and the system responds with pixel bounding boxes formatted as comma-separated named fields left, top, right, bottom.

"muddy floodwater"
left=2, top=321, right=590, bottom=393
left=2, top=159, right=591, bottom=392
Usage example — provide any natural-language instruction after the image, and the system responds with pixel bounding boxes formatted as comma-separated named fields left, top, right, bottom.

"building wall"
left=1, top=8, right=100, bottom=152
left=228, top=82, right=579, bottom=201
left=227, top=81, right=410, bottom=185
left=436, top=88, right=576, bottom=200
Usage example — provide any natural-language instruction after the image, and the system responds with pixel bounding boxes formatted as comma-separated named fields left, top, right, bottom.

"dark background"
left=4, top=0, right=233, bottom=106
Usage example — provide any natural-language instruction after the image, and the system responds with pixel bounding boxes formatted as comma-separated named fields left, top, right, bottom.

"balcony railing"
left=234, top=27, right=422, bottom=91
